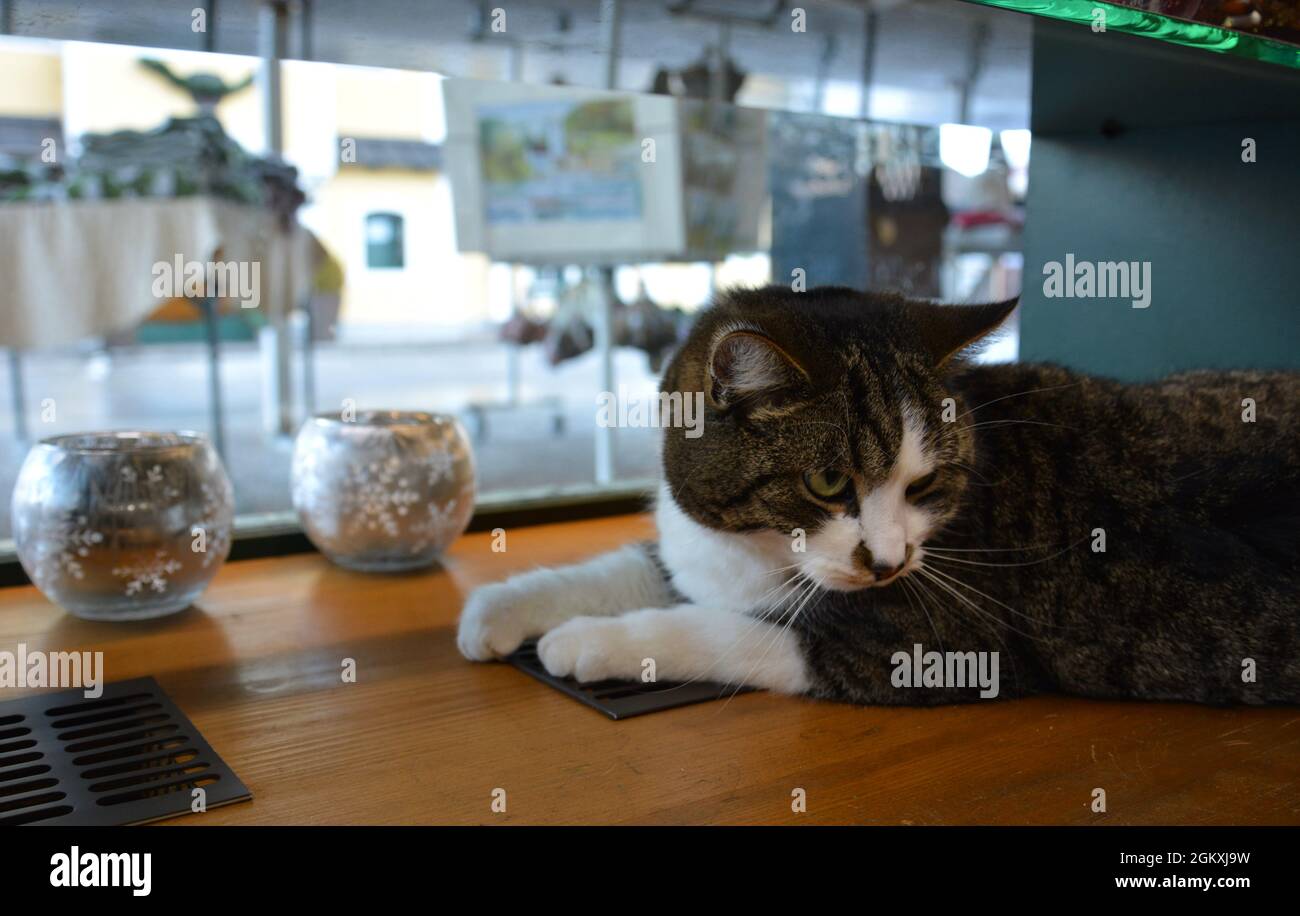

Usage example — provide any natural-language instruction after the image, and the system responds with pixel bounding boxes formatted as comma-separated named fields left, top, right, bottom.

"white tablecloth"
left=0, top=196, right=315, bottom=349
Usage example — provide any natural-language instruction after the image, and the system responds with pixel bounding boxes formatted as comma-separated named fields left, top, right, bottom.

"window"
left=0, top=38, right=1028, bottom=559
left=365, top=212, right=405, bottom=269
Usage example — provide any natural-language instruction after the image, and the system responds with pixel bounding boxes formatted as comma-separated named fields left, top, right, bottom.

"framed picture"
left=443, top=78, right=686, bottom=264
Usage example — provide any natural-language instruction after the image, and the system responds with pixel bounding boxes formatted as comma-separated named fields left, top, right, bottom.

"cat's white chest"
left=654, top=484, right=792, bottom=611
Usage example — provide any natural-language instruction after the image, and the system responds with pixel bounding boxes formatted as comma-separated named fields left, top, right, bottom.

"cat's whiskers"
left=900, top=576, right=944, bottom=654
left=922, top=562, right=1041, bottom=626
left=946, top=459, right=1001, bottom=487
left=748, top=568, right=808, bottom=617
left=915, top=566, right=1025, bottom=645
left=954, top=380, right=1084, bottom=422
left=722, top=570, right=824, bottom=707
left=649, top=572, right=814, bottom=696
left=710, top=575, right=818, bottom=699
left=915, top=565, right=1048, bottom=643
left=923, top=536, right=1089, bottom=568
left=758, top=562, right=804, bottom=580
left=908, top=567, right=1022, bottom=688
left=959, top=418, right=1077, bottom=433
left=704, top=573, right=821, bottom=700
left=741, top=573, right=818, bottom=659
left=739, top=574, right=804, bottom=627
left=920, top=541, right=1060, bottom=553
left=920, top=560, right=1071, bottom=631
left=910, top=569, right=1002, bottom=646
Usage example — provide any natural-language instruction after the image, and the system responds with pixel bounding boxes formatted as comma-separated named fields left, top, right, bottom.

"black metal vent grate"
left=0, top=676, right=251, bottom=825
left=508, top=639, right=751, bottom=720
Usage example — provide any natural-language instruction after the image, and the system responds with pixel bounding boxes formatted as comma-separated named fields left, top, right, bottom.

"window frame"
left=364, top=211, right=406, bottom=270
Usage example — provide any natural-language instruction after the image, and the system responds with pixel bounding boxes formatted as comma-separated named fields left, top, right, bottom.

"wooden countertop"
left=2, top=513, right=1297, bottom=825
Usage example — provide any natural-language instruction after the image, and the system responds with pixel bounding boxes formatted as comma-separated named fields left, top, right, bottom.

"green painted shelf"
left=961, top=0, right=1300, bottom=70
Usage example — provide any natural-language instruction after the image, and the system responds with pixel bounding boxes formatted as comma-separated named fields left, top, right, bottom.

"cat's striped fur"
left=460, top=285, right=1300, bottom=705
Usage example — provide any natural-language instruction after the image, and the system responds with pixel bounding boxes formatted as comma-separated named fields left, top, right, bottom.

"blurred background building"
left=0, top=0, right=1043, bottom=545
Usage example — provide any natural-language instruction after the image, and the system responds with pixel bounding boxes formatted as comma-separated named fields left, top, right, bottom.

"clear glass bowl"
left=11, top=431, right=234, bottom=620
left=291, top=410, right=476, bottom=572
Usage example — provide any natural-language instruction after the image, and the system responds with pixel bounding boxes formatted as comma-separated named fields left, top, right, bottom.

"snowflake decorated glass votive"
left=291, top=410, right=476, bottom=572
left=11, top=431, right=234, bottom=620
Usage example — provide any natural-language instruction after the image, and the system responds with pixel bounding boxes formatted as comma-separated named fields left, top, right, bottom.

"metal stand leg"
left=593, top=267, right=616, bottom=485
left=198, top=297, right=227, bottom=460
left=8, top=349, right=27, bottom=442
left=601, top=0, right=622, bottom=90
left=506, top=266, right=521, bottom=410
left=296, top=305, right=316, bottom=420
left=261, top=1, right=295, bottom=437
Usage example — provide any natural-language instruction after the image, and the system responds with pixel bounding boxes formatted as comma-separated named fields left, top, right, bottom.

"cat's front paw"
left=457, top=582, right=537, bottom=661
left=537, top=616, right=642, bottom=683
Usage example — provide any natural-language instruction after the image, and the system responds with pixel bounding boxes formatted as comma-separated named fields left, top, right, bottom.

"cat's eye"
left=905, top=470, right=939, bottom=500
left=804, top=469, right=850, bottom=499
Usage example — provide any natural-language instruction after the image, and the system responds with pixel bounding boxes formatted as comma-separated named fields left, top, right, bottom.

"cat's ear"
left=909, top=298, right=1018, bottom=367
left=706, top=329, right=809, bottom=411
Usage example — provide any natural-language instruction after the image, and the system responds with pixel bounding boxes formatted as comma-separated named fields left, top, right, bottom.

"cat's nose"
left=865, top=544, right=913, bottom=581
left=856, top=543, right=912, bottom=579
left=871, top=561, right=903, bottom=581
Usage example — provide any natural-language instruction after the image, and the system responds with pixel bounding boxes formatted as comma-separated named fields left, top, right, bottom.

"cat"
left=458, top=285, right=1300, bottom=706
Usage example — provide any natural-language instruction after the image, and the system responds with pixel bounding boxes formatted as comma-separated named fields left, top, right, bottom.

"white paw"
left=457, top=583, right=538, bottom=661
left=537, top=616, right=641, bottom=683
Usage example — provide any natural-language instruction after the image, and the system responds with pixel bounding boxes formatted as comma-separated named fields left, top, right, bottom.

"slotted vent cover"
left=0, top=676, right=251, bottom=825
left=508, top=639, right=751, bottom=720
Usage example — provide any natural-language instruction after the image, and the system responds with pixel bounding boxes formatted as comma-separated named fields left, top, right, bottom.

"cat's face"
left=659, top=286, right=1015, bottom=592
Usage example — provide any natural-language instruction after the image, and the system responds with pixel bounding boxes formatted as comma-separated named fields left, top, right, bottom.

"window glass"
left=0, top=28, right=1026, bottom=551
left=365, top=213, right=405, bottom=269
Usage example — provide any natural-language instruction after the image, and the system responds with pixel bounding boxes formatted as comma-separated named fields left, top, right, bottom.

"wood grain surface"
left=1, top=514, right=1297, bottom=825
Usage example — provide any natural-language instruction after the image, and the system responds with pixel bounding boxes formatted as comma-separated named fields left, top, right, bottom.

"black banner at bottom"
left=1, top=825, right=1286, bottom=900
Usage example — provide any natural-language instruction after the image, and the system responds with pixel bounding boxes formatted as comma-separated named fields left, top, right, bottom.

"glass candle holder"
left=291, top=410, right=476, bottom=572
left=11, top=431, right=234, bottom=620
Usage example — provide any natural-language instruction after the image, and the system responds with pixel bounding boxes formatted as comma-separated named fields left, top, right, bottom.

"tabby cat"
left=458, top=286, right=1300, bottom=705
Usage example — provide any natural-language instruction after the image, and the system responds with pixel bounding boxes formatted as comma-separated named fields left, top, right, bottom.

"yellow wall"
left=298, top=66, right=488, bottom=331
left=304, top=168, right=490, bottom=329
left=335, top=66, right=443, bottom=142
left=0, top=43, right=62, bottom=117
